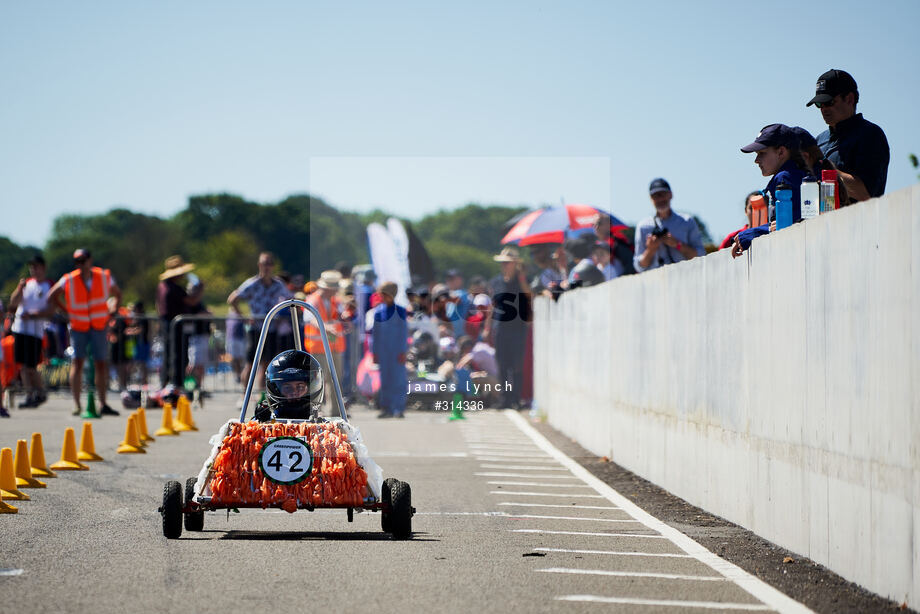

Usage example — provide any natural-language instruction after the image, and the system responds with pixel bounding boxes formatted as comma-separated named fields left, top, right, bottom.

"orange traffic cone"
left=14, top=440, right=46, bottom=488
left=116, top=415, right=146, bottom=454
left=154, top=402, right=178, bottom=436
left=77, top=422, right=104, bottom=461
left=174, top=396, right=198, bottom=432
left=49, top=428, right=90, bottom=471
left=0, top=498, right=16, bottom=514
left=29, top=433, right=57, bottom=478
left=1, top=448, right=30, bottom=500
left=135, top=408, right=154, bottom=443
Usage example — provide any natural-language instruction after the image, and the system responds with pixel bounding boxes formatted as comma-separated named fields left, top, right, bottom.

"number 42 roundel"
left=259, top=437, right=313, bottom=485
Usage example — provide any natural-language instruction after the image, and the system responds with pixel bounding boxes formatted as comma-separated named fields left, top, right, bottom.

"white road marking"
left=506, top=515, right=641, bottom=524
left=536, top=547, right=690, bottom=558
left=487, top=481, right=596, bottom=488
left=491, top=491, right=605, bottom=499
left=511, top=529, right=665, bottom=539
left=471, top=451, right=552, bottom=458
left=374, top=451, right=469, bottom=458
left=497, top=502, right=621, bottom=511
left=538, top=567, right=726, bottom=582
left=557, top=595, right=773, bottom=610
left=479, top=464, right=569, bottom=471
left=476, top=457, right=559, bottom=464
left=506, top=411, right=813, bottom=614
left=413, top=511, right=509, bottom=516
left=475, top=472, right=581, bottom=480
left=468, top=443, right=540, bottom=450
left=0, top=569, right=24, bottom=576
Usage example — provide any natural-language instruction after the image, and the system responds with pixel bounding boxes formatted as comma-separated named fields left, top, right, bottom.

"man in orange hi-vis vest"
left=304, top=270, right=345, bottom=413
left=47, top=248, right=122, bottom=416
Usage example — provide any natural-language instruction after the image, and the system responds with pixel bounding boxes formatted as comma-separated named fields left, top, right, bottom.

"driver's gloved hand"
left=253, top=401, right=273, bottom=422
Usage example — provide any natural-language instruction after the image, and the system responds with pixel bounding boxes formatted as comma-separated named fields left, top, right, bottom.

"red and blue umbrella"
left=501, top=204, right=627, bottom=246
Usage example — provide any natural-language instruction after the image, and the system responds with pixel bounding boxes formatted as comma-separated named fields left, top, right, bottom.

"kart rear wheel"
left=389, top=480, right=412, bottom=539
left=380, top=478, right=398, bottom=533
left=184, top=477, right=204, bottom=532
left=162, top=480, right=183, bottom=539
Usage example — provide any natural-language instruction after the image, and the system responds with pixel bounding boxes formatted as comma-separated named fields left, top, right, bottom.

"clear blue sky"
left=2, top=1, right=918, bottom=248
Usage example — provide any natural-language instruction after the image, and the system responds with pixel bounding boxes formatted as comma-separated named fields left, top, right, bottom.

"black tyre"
left=162, top=480, right=183, bottom=539
left=389, top=480, right=412, bottom=539
left=380, top=477, right=398, bottom=533
left=184, top=477, right=204, bottom=532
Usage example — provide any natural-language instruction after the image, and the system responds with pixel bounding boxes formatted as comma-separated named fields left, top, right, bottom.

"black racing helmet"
left=265, top=350, right=324, bottom=417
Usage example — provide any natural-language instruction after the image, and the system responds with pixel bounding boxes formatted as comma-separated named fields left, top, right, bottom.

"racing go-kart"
left=158, top=299, right=415, bottom=539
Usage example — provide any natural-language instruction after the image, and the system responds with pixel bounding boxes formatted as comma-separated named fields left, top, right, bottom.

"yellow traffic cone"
left=154, top=402, right=179, bottom=436
left=49, top=428, right=90, bottom=471
left=0, top=498, right=16, bottom=514
left=77, top=422, right=104, bottom=462
left=117, top=415, right=146, bottom=454
left=174, top=396, right=198, bottom=432
left=29, top=433, right=57, bottom=478
left=14, top=440, right=46, bottom=488
left=1, top=448, right=30, bottom=500
left=135, top=408, right=154, bottom=443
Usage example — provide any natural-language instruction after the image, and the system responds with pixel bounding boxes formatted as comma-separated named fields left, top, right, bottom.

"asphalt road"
left=1, top=393, right=811, bottom=613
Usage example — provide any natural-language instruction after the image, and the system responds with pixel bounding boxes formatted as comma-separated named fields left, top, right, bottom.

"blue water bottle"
left=775, top=184, right=793, bottom=230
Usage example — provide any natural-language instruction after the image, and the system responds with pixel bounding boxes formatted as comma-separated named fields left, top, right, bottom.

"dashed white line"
left=0, top=568, right=24, bottom=576
left=511, top=529, right=665, bottom=539
left=556, top=595, right=772, bottom=610
left=479, top=464, right=569, bottom=471
left=535, top=547, right=690, bottom=558
left=538, top=567, right=726, bottom=582
left=497, top=502, right=621, bottom=511
left=476, top=457, right=560, bottom=464
left=471, top=451, right=552, bottom=458
left=491, top=491, right=605, bottom=499
left=506, top=515, right=641, bottom=524
left=488, top=481, right=596, bottom=488
left=475, top=472, right=582, bottom=480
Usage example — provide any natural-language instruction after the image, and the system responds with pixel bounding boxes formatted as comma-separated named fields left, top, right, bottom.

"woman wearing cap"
left=733, top=124, right=809, bottom=257
left=156, top=255, right=202, bottom=390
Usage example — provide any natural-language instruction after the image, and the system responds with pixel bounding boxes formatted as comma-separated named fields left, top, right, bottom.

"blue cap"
left=740, top=124, right=795, bottom=153
left=791, top=126, right=817, bottom=150
left=648, top=178, right=671, bottom=194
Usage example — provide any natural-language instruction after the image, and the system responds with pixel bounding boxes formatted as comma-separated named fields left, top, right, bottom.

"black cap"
left=73, top=248, right=91, bottom=261
left=791, top=126, right=817, bottom=150
left=648, top=178, right=671, bottom=195
left=740, top=124, right=795, bottom=153
left=28, top=253, right=45, bottom=266
left=807, top=69, right=857, bottom=107
left=445, top=268, right=461, bottom=278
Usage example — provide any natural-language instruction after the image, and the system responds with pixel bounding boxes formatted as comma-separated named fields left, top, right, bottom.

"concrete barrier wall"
left=533, top=184, right=920, bottom=608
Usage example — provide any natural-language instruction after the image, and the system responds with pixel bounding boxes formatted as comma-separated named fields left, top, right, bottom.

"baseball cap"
left=791, top=126, right=817, bottom=151
left=806, top=69, right=858, bottom=107
left=648, top=178, right=671, bottom=195
left=445, top=268, right=461, bottom=278
left=431, top=283, right=450, bottom=300
left=73, top=248, right=91, bottom=261
left=28, top=253, right=46, bottom=266
left=740, top=124, right=795, bottom=153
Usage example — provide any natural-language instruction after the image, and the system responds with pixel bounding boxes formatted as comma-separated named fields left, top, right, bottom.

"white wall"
left=533, top=184, right=920, bottom=608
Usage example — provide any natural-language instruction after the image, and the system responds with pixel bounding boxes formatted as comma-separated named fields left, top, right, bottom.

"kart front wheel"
left=184, top=477, right=204, bottom=532
left=162, top=480, right=183, bottom=539
left=380, top=477, right=398, bottom=533
left=389, top=480, right=412, bottom=540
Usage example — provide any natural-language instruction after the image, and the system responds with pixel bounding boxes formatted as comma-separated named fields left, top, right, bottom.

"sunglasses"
left=814, top=97, right=838, bottom=109
left=74, top=258, right=88, bottom=264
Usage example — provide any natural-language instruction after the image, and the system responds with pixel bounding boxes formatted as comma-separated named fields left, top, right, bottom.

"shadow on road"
left=215, top=530, right=438, bottom=542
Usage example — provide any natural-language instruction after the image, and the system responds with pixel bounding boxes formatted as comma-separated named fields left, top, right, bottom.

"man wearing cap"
left=156, top=255, right=202, bottom=389
left=370, top=281, right=408, bottom=418
left=228, top=251, right=292, bottom=391
left=47, top=249, right=122, bottom=416
left=807, top=69, right=889, bottom=203
left=303, top=270, right=346, bottom=413
left=484, top=247, right=532, bottom=408
left=9, top=254, right=51, bottom=408
left=633, top=179, right=705, bottom=273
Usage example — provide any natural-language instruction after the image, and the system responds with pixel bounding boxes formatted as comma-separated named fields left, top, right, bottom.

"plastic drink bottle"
left=800, top=176, right=819, bottom=219
left=821, top=170, right=838, bottom=213
left=775, top=185, right=793, bottom=230
left=749, top=193, right=768, bottom=227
